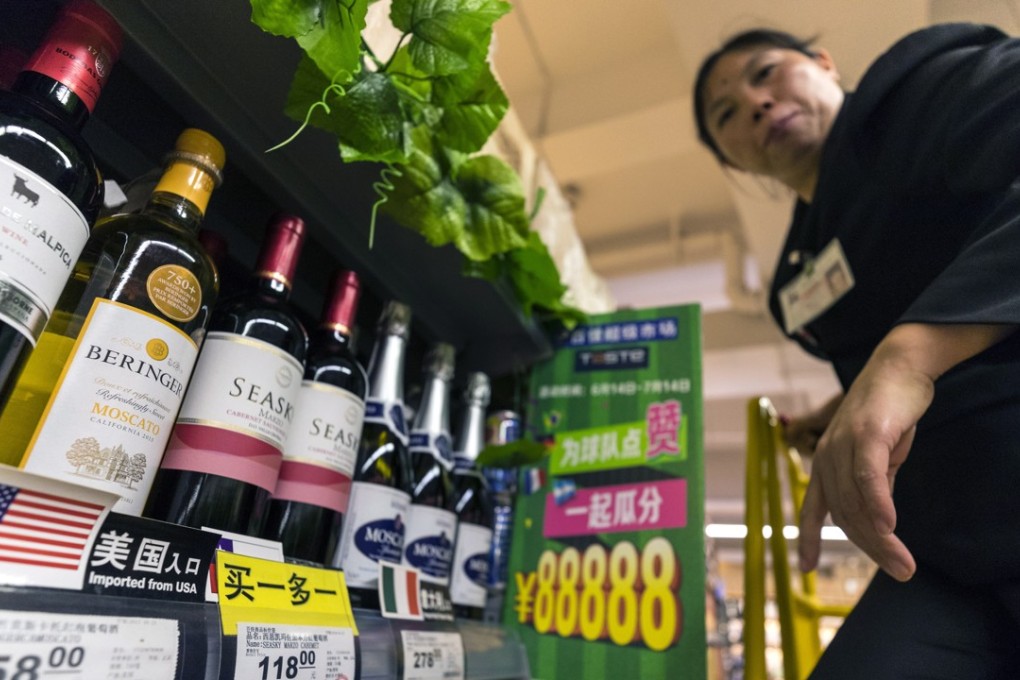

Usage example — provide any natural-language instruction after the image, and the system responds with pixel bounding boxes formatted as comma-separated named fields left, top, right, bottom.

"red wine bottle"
left=401, top=342, right=458, bottom=586
left=450, top=372, right=494, bottom=619
left=261, top=270, right=368, bottom=565
left=145, top=213, right=309, bottom=534
left=331, top=300, right=413, bottom=609
left=0, top=0, right=120, bottom=406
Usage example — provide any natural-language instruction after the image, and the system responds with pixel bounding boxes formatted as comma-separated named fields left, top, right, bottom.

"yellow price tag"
left=215, top=551, right=358, bottom=636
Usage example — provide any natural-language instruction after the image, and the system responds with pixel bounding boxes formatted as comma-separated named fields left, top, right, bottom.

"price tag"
left=215, top=552, right=357, bottom=636
left=400, top=630, right=464, bottom=680
left=235, top=624, right=356, bottom=680
left=0, top=610, right=179, bottom=679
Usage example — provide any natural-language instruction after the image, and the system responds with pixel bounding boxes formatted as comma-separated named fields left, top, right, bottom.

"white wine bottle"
left=0, top=129, right=224, bottom=515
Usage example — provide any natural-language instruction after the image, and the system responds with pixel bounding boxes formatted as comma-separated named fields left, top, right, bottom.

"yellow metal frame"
left=743, top=397, right=852, bottom=680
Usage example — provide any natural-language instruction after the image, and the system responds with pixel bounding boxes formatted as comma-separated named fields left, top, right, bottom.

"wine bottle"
left=331, top=301, right=413, bottom=609
left=145, top=213, right=309, bottom=534
left=400, top=342, right=458, bottom=586
left=449, top=372, right=495, bottom=619
left=0, top=0, right=121, bottom=409
left=0, top=128, right=224, bottom=514
left=261, top=270, right=368, bottom=566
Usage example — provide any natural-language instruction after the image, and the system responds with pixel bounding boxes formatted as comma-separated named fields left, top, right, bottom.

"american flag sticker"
left=0, top=467, right=115, bottom=590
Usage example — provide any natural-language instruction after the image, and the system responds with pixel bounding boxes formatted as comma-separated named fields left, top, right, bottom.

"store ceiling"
left=491, top=0, right=1020, bottom=557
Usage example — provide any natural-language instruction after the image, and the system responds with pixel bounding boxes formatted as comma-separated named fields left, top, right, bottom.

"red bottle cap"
left=22, top=0, right=123, bottom=113
left=322, top=269, right=361, bottom=334
left=255, top=213, right=306, bottom=289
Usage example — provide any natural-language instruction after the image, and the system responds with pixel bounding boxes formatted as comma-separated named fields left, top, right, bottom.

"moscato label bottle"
left=0, top=128, right=225, bottom=513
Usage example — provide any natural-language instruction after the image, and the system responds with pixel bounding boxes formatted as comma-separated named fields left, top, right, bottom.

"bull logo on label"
left=11, top=174, right=39, bottom=207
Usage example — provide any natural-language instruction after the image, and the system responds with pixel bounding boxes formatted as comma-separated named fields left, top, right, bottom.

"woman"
left=696, top=26, right=1020, bottom=677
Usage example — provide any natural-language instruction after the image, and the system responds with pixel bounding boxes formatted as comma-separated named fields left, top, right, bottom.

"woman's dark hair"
left=693, top=29, right=817, bottom=165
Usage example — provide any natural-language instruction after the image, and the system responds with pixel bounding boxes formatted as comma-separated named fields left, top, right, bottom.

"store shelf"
left=0, top=587, right=529, bottom=680
left=0, top=0, right=552, bottom=378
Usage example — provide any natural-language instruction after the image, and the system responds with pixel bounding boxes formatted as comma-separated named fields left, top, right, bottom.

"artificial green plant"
left=248, top=0, right=585, bottom=328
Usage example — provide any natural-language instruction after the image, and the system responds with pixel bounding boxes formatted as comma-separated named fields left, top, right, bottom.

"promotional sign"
left=505, top=305, right=706, bottom=679
left=215, top=552, right=358, bottom=636
left=83, top=513, right=220, bottom=602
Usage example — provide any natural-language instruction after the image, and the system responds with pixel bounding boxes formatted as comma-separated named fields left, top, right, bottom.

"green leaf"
left=453, top=154, right=529, bottom=260
left=297, top=0, right=368, bottom=79
left=383, top=127, right=467, bottom=245
left=434, top=59, right=508, bottom=152
left=508, top=231, right=568, bottom=314
left=285, top=57, right=410, bottom=163
left=249, top=0, right=321, bottom=37
left=390, top=0, right=511, bottom=75
left=388, top=46, right=442, bottom=128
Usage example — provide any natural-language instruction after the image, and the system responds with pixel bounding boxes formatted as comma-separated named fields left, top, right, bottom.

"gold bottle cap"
left=154, top=128, right=226, bottom=214
left=169, top=128, right=226, bottom=185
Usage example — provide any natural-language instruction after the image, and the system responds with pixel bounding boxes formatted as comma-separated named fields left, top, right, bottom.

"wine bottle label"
left=409, top=431, right=453, bottom=466
left=364, top=398, right=409, bottom=446
left=401, top=504, right=458, bottom=584
left=0, top=156, right=89, bottom=344
left=449, top=522, right=493, bottom=608
left=271, top=380, right=366, bottom=513
left=20, top=298, right=198, bottom=515
left=160, top=332, right=303, bottom=492
left=332, top=481, right=411, bottom=588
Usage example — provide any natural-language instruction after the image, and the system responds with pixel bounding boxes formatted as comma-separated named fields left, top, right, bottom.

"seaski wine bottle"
left=332, top=301, right=412, bottom=608
left=145, top=213, right=309, bottom=534
left=0, top=1, right=121, bottom=409
left=261, top=270, right=368, bottom=566
left=0, top=129, right=224, bottom=514
left=401, top=342, right=458, bottom=586
left=449, top=372, right=495, bottom=619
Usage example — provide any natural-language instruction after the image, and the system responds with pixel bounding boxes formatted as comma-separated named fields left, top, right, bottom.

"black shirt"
left=768, top=24, right=1020, bottom=583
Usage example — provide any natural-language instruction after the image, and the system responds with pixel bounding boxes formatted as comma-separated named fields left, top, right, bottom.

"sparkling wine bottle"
left=449, top=372, right=495, bottom=618
left=145, top=213, right=309, bottom=534
left=400, top=342, right=458, bottom=586
left=0, top=0, right=121, bottom=411
left=331, top=301, right=413, bottom=609
left=0, top=129, right=224, bottom=514
left=261, top=270, right=368, bottom=565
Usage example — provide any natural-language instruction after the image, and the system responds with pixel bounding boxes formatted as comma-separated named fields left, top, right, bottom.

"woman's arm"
left=782, top=392, right=844, bottom=456
left=798, top=321, right=1017, bottom=581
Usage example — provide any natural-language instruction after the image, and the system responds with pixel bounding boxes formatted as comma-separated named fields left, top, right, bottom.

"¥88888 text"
left=513, top=538, right=681, bottom=651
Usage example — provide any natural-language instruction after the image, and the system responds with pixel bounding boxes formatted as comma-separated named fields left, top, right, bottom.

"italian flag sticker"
left=379, top=562, right=424, bottom=620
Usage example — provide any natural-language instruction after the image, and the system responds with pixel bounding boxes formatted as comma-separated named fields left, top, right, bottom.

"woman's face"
left=702, top=46, right=844, bottom=194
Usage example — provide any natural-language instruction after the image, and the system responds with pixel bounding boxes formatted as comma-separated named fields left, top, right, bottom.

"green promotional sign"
left=504, top=304, right=705, bottom=679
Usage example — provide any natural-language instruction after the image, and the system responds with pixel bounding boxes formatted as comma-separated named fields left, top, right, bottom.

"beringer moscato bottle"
left=261, top=270, right=368, bottom=566
left=332, top=301, right=413, bottom=609
left=0, top=128, right=225, bottom=514
left=0, top=0, right=121, bottom=413
left=145, top=213, right=309, bottom=534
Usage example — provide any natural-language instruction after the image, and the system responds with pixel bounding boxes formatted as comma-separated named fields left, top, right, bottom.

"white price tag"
left=0, top=610, right=179, bottom=679
left=400, top=630, right=464, bottom=680
left=235, top=624, right=356, bottom=680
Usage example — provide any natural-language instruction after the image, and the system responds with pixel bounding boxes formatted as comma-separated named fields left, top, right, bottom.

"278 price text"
left=514, top=538, right=681, bottom=651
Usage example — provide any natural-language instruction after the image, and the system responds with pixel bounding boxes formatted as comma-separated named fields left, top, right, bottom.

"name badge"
left=779, top=238, right=854, bottom=334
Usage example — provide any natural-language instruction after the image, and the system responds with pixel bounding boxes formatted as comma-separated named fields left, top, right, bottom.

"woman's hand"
left=782, top=393, right=843, bottom=455
left=797, top=322, right=1016, bottom=582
